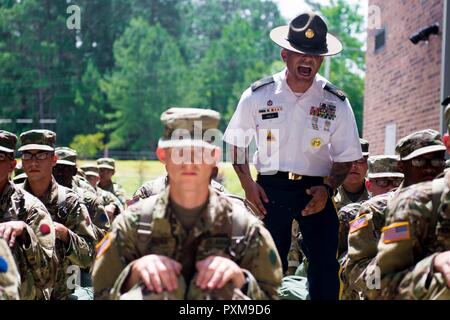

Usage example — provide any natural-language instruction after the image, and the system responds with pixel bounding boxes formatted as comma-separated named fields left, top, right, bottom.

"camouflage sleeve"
left=345, top=208, right=379, bottom=298
left=337, top=203, right=360, bottom=258
left=108, top=192, right=124, bottom=215
left=0, top=238, right=20, bottom=300
left=239, top=223, right=283, bottom=300
left=88, top=194, right=111, bottom=242
left=114, top=184, right=127, bottom=206
left=63, top=195, right=97, bottom=268
left=369, top=186, right=434, bottom=299
left=92, top=207, right=141, bottom=299
left=20, top=200, right=55, bottom=291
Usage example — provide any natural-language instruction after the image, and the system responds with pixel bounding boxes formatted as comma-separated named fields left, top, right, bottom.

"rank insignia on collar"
left=311, top=138, right=323, bottom=148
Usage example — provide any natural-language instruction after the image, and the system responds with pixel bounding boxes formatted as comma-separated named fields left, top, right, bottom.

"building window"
left=374, top=28, right=386, bottom=52
left=384, top=122, right=396, bottom=155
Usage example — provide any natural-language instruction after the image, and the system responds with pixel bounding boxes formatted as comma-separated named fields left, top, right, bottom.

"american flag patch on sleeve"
left=349, top=215, right=368, bottom=233
left=382, top=222, right=410, bottom=244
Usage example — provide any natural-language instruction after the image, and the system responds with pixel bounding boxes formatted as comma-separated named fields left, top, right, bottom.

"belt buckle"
left=288, top=172, right=303, bottom=180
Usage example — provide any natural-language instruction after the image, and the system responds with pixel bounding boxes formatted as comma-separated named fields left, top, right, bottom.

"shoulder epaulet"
left=251, top=76, right=274, bottom=92
left=324, top=83, right=347, bottom=101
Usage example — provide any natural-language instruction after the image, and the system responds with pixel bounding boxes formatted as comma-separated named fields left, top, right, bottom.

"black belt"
left=257, top=171, right=324, bottom=183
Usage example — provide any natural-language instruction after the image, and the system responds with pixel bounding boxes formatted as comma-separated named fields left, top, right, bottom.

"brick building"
left=363, top=0, right=449, bottom=155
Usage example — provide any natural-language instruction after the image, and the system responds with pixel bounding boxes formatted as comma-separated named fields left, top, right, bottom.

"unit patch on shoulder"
left=251, top=76, right=274, bottom=92
left=382, top=222, right=411, bottom=244
left=95, top=232, right=112, bottom=258
left=349, top=215, right=369, bottom=233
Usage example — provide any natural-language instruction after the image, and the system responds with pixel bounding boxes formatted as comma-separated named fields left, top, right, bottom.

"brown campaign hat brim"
left=18, top=144, right=54, bottom=152
left=0, top=146, right=15, bottom=153
left=270, top=25, right=342, bottom=56
left=401, top=145, right=447, bottom=161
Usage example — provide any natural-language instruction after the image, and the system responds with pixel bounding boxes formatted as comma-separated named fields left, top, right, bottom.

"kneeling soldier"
left=92, top=108, right=282, bottom=300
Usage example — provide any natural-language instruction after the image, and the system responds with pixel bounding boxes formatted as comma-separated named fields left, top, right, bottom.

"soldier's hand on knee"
left=104, top=204, right=116, bottom=220
left=302, top=186, right=328, bottom=216
left=433, top=251, right=450, bottom=287
left=54, top=222, right=69, bottom=244
left=243, top=180, right=268, bottom=216
left=128, top=255, right=182, bottom=294
left=195, top=256, right=245, bottom=290
left=0, top=221, right=27, bottom=247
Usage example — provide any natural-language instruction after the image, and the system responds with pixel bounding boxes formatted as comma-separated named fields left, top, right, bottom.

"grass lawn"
left=78, top=160, right=257, bottom=199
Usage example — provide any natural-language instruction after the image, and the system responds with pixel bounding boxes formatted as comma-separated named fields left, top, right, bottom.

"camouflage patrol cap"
left=367, top=155, right=404, bottom=179
left=360, top=138, right=369, bottom=156
left=158, top=107, right=221, bottom=149
left=80, top=164, right=99, bottom=177
left=396, top=129, right=446, bottom=161
left=55, top=147, right=77, bottom=166
left=0, top=130, right=17, bottom=154
left=97, top=157, right=115, bottom=170
left=18, top=129, right=55, bottom=152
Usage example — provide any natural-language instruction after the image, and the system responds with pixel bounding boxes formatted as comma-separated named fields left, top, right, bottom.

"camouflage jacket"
left=368, top=176, right=450, bottom=300
left=71, top=181, right=110, bottom=242
left=0, top=238, right=20, bottom=300
left=92, top=187, right=283, bottom=300
left=98, top=181, right=127, bottom=206
left=133, top=175, right=226, bottom=199
left=337, top=202, right=364, bottom=260
left=334, top=185, right=370, bottom=211
left=23, top=178, right=97, bottom=299
left=95, top=187, right=124, bottom=217
left=0, top=181, right=55, bottom=299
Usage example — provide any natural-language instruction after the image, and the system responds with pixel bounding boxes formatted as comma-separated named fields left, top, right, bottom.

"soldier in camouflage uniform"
left=80, top=164, right=124, bottom=220
left=340, top=155, right=403, bottom=299
left=97, top=158, right=127, bottom=206
left=333, top=138, right=370, bottom=211
left=19, top=129, right=97, bottom=300
left=53, top=147, right=110, bottom=240
left=0, top=130, right=55, bottom=299
left=361, top=129, right=448, bottom=300
left=92, top=107, right=282, bottom=300
left=0, top=238, right=20, bottom=300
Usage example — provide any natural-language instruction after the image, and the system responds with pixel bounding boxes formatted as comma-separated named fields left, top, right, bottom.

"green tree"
left=70, top=132, right=105, bottom=159
left=307, top=0, right=366, bottom=134
left=101, top=18, right=187, bottom=151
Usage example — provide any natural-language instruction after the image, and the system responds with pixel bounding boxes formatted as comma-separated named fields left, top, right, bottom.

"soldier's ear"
left=365, top=179, right=372, bottom=193
left=156, top=147, right=166, bottom=164
left=52, top=154, right=58, bottom=167
left=281, top=49, right=287, bottom=63
left=9, top=159, right=16, bottom=173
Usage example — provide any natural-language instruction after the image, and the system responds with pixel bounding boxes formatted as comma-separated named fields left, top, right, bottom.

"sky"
left=274, top=0, right=368, bottom=21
